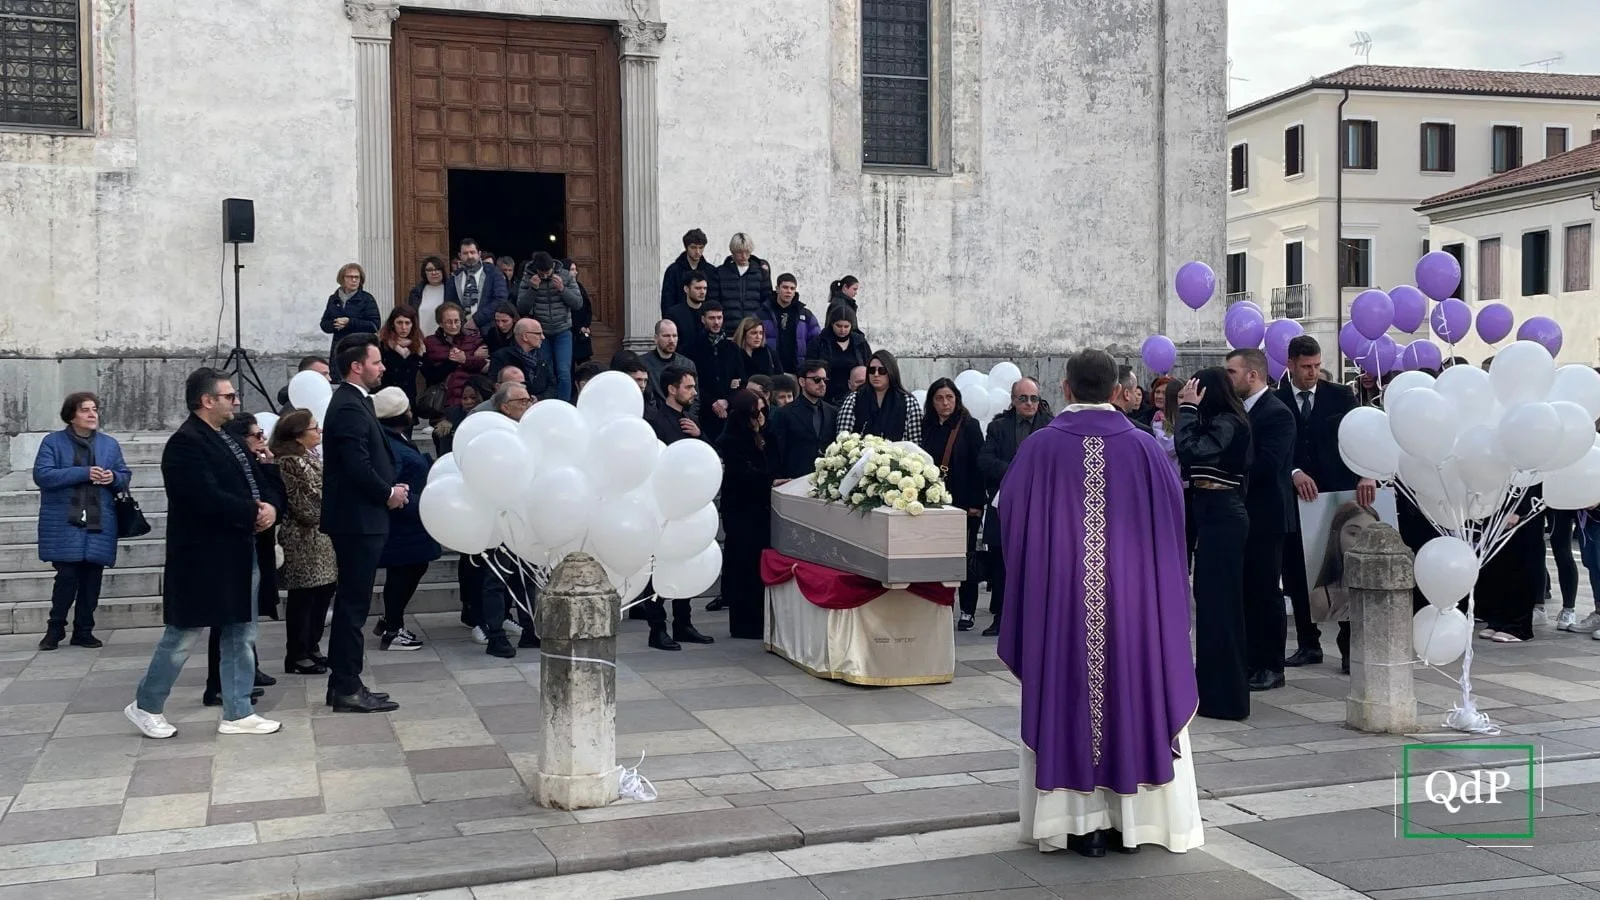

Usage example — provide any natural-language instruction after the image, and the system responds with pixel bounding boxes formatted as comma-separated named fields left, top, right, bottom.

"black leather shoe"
left=203, top=689, right=262, bottom=707
left=309, top=653, right=329, bottom=668
left=981, top=620, right=1001, bottom=637
left=486, top=636, right=516, bottom=659
left=325, top=688, right=388, bottom=706
left=330, top=688, right=399, bottom=713
left=648, top=628, right=681, bottom=651
left=70, top=634, right=103, bottom=649
left=285, top=659, right=328, bottom=675
left=1103, top=828, right=1140, bottom=854
left=37, top=633, right=62, bottom=652
left=1341, top=658, right=1351, bottom=675
left=1248, top=670, right=1286, bottom=691
left=1067, top=831, right=1106, bottom=858
left=673, top=625, right=715, bottom=645
left=704, top=598, right=727, bottom=612
left=1284, top=648, right=1323, bottom=667
left=518, top=633, right=541, bottom=649
left=253, top=669, right=277, bottom=687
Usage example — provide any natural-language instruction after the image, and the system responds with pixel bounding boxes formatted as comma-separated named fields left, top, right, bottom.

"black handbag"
left=114, top=490, right=151, bottom=539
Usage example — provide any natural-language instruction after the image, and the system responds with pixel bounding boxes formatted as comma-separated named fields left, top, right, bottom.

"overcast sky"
left=1228, top=0, right=1600, bottom=106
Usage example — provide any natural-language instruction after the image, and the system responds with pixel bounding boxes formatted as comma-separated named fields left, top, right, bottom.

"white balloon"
left=1397, top=454, right=1466, bottom=530
left=254, top=412, right=280, bottom=442
left=1434, top=364, right=1496, bottom=430
left=603, top=562, right=652, bottom=603
left=1544, top=446, right=1600, bottom=510
left=1548, top=364, right=1600, bottom=420
left=1489, top=340, right=1556, bottom=408
left=1414, top=536, right=1479, bottom=610
left=1386, top=388, right=1458, bottom=466
left=419, top=475, right=496, bottom=555
left=987, top=362, right=1023, bottom=394
left=656, top=502, right=720, bottom=561
left=287, top=371, right=333, bottom=419
left=577, top=370, right=644, bottom=428
left=1338, top=407, right=1400, bottom=480
left=459, top=429, right=535, bottom=504
left=988, top=387, right=1010, bottom=415
left=586, top=494, right=663, bottom=575
left=655, top=542, right=723, bottom=599
left=518, top=399, right=589, bottom=468
left=1381, top=371, right=1435, bottom=407
left=523, top=466, right=596, bottom=546
left=652, top=439, right=723, bottom=520
left=1546, top=401, right=1596, bottom=472
left=453, top=411, right=517, bottom=453
left=955, top=369, right=986, bottom=394
left=1495, top=402, right=1562, bottom=471
left=427, top=452, right=460, bottom=485
left=499, top=510, right=546, bottom=564
left=964, top=392, right=989, bottom=423
left=1451, top=426, right=1510, bottom=497
left=588, top=417, right=661, bottom=496
left=1412, top=606, right=1470, bottom=666
left=912, top=389, right=927, bottom=406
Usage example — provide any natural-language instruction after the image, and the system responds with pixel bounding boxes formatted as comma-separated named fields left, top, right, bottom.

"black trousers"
left=458, top=555, right=485, bottom=626
left=1191, top=490, right=1251, bottom=720
left=1243, top=529, right=1288, bottom=675
left=328, top=533, right=385, bottom=696
left=644, top=589, right=693, bottom=631
left=481, top=549, right=534, bottom=640
left=1549, top=509, right=1578, bottom=609
left=1281, top=526, right=1321, bottom=652
left=284, top=583, right=334, bottom=665
left=383, top=562, right=430, bottom=629
left=958, top=516, right=982, bottom=618
left=986, top=546, right=1005, bottom=617
left=46, top=561, right=103, bottom=638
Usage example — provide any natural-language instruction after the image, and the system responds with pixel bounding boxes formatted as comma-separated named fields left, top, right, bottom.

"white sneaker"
left=471, top=626, right=488, bottom=645
left=1571, top=612, right=1600, bottom=633
left=502, top=618, right=523, bottom=636
left=1533, top=607, right=1549, bottom=626
left=124, top=702, right=176, bottom=739
left=218, top=714, right=282, bottom=735
left=1557, top=608, right=1579, bottom=630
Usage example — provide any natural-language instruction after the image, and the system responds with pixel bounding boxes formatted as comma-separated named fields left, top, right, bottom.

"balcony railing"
left=1271, top=284, right=1309, bottom=319
left=1224, top=291, right=1253, bottom=307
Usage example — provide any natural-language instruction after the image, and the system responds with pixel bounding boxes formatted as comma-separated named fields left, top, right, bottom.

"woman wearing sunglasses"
left=836, top=350, right=921, bottom=444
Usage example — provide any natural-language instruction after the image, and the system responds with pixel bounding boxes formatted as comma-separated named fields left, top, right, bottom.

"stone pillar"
left=534, top=552, right=621, bottom=810
left=617, top=20, right=668, bottom=351
left=1344, top=523, right=1418, bottom=733
left=347, top=0, right=400, bottom=308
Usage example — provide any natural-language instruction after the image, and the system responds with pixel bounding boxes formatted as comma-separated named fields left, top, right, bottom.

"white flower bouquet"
left=808, top=433, right=952, bottom=516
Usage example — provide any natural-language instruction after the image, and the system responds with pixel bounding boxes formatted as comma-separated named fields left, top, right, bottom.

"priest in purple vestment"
left=997, top=348, right=1202, bottom=857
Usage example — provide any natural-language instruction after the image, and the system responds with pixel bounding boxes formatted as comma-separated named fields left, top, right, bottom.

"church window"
left=0, top=0, right=88, bottom=130
left=861, top=0, right=931, bottom=168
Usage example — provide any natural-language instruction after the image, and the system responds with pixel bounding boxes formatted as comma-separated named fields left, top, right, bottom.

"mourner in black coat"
left=920, top=379, right=987, bottom=630
left=976, top=382, right=1054, bottom=635
left=769, top=361, right=838, bottom=479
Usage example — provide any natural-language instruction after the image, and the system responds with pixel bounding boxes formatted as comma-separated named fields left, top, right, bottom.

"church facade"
left=0, top=0, right=1226, bottom=446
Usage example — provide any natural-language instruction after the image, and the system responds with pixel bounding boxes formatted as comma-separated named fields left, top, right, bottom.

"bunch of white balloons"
left=1338, top=340, right=1600, bottom=669
left=418, top=371, right=725, bottom=605
left=913, top=362, right=1024, bottom=423
left=254, top=370, right=336, bottom=444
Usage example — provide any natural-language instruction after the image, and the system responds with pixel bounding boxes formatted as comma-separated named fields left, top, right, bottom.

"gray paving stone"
left=666, top=684, right=804, bottom=711
left=0, top=703, right=66, bottom=737
left=1226, top=808, right=1462, bottom=863
left=632, top=877, right=828, bottom=900
left=801, top=691, right=956, bottom=726
left=737, top=737, right=893, bottom=771
left=384, top=794, right=553, bottom=831
left=723, top=782, right=874, bottom=808
left=958, top=705, right=1022, bottom=741
left=1486, top=839, right=1600, bottom=876
left=635, top=751, right=757, bottom=781
left=126, top=757, right=212, bottom=798
left=1200, top=746, right=1411, bottom=795
left=616, top=699, right=703, bottom=734
left=1312, top=849, right=1546, bottom=892
left=206, top=796, right=323, bottom=825
left=0, top=679, right=81, bottom=705
left=769, top=783, right=1016, bottom=842
left=1369, top=880, right=1600, bottom=900
left=0, top=805, right=122, bottom=844
left=26, top=734, right=141, bottom=782
left=406, top=746, right=511, bottom=775
left=1051, top=870, right=1289, bottom=899
left=537, top=805, right=800, bottom=875
left=994, top=845, right=1235, bottom=885
left=460, top=681, right=539, bottom=707
left=878, top=749, right=1018, bottom=778
left=0, top=873, right=153, bottom=899
left=414, top=768, right=522, bottom=802
left=363, top=661, right=453, bottom=683
left=808, top=854, right=1037, bottom=900
left=898, top=891, right=1058, bottom=900
left=474, top=702, right=542, bottom=736
left=1402, top=796, right=1583, bottom=831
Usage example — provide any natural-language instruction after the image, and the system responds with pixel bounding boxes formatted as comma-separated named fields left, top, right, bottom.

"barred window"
left=0, top=0, right=85, bottom=129
left=861, top=0, right=930, bottom=167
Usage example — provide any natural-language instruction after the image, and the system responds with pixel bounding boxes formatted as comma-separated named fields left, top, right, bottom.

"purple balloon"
left=1264, top=318, right=1304, bottom=364
left=1175, top=261, right=1216, bottom=310
left=1140, top=334, right=1177, bottom=373
left=1429, top=298, right=1471, bottom=344
left=1389, top=285, right=1428, bottom=334
left=1356, top=335, right=1399, bottom=378
left=1339, top=321, right=1371, bottom=361
left=1416, top=251, right=1463, bottom=302
left=1350, top=289, right=1395, bottom=340
left=1268, top=357, right=1287, bottom=382
left=1228, top=299, right=1264, bottom=319
left=1400, top=339, right=1443, bottom=372
left=1475, top=302, right=1514, bottom=344
left=1224, top=305, right=1266, bottom=349
left=1517, top=316, right=1564, bottom=356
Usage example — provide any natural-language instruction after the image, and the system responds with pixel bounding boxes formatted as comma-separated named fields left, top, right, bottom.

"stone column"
left=534, top=552, right=621, bottom=810
left=347, top=0, right=400, bottom=308
left=1344, top=523, right=1418, bottom=733
left=617, top=20, right=668, bottom=350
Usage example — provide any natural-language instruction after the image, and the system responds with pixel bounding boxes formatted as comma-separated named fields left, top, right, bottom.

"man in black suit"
left=1113, top=366, right=1154, bottom=436
left=977, top=378, right=1053, bottom=637
left=1277, top=336, right=1376, bottom=674
left=1225, top=348, right=1297, bottom=692
left=770, top=360, right=837, bottom=479
left=321, top=334, right=405, bottom=713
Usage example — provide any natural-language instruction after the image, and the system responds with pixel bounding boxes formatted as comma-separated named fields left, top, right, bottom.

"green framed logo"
left=1400, top=744, right=1536, bottom=840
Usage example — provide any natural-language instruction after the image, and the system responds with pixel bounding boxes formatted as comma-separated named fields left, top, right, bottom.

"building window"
left=1419, top=122, right=1455, bottom=173
left=1442, top=243, right=1466, bottom=299
left=1343, top=120, right=1377, bottom=170
left=1284, top=125, right=1304, bottom=177
left=0, top=0, right=86, bottom=129
left=1284, top=241, right=1303, bottom=286
left=1522, top=230, right=1550, bottom=296
left=1339, top=238, right=1372, bottom=288
left=1492, top=125, right=1523, bottom=173
left=861, top=0, right=931, bottom=168
left=1478, top=238, right=1501, bottom=301
left=1547, top=126, right=1569, bottom=158
left=1566, top=224, right=1592, bottom=293
left=1225, top=252, right=1247, bottom=295
left=1229, top=143, right=1248, bottom=192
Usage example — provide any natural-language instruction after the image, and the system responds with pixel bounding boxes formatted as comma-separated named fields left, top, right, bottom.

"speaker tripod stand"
left=222, top=240, right=271, bottom=408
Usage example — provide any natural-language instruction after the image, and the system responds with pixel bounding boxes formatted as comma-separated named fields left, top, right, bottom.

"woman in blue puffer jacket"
left=33, top=391, right=132, bottom=651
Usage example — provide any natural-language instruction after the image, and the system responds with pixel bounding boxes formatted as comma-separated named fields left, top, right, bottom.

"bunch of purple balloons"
left=1139, top=261, right=1217, bottom=374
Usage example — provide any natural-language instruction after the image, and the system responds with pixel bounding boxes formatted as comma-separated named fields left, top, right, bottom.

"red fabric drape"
left=760, top=550, right=955, bottom=608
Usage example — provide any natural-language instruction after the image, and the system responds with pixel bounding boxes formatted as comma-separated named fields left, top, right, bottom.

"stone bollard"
left=1344, top=523, right=1418, bottom=733
left=534, top=552, right=621, bottom=810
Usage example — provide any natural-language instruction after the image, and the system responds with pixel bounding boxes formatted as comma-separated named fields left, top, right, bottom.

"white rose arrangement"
left=808, top=433, right=951, bottom=516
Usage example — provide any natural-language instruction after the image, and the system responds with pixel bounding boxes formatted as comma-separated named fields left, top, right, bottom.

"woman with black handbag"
left=920, top=379, right=986, bottom=630
left=32, top=392, right=133, bottom=651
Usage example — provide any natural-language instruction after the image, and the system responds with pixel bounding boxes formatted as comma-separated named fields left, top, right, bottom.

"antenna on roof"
left=1520, top=52, right=1565, bottom=72
left=1227, top=58, right=1249, bottom=104
left=1350, top=31, right=1372, bottom=64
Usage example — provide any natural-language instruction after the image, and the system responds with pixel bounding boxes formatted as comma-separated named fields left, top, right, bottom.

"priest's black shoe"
left=1067, top=831, right=1106, bottom=858
left=330, top=688, right=399, bottom=713
left=674, top=625, right=714, bottom=645
left=203, top=688, right=262, bottom=707
left=981, top=619, right=1001, bottom=637
left=648, top=627, right=681, bottom=651
left=1283, top=648, right=1323, bottom=667
left=1102, top=828, right=1139, bottom=854
left=1248, top=670, right=1285, bottom=691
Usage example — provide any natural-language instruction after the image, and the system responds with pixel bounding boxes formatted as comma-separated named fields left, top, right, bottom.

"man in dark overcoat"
left=125, top=368, right=282, bottom=738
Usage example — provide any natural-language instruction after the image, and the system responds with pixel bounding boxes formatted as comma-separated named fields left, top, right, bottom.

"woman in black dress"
left=805, top=306, right=871, bottom=404
left=1175, top=367, right=1253, bottom=721
left=716, top=390, right=774, bottom=639
left=1475, top=486, right=1545, bottom=643
left=920, top=378, right=987, bottom=631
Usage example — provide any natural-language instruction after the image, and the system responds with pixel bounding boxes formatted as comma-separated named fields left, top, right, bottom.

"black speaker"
left=223, top=198, right=255, bottom=244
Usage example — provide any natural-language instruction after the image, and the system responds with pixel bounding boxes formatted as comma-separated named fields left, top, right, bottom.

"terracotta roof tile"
left=1230, top=65, right=1600, bottom=118
left=1420, top=140, right=1600, bottom=207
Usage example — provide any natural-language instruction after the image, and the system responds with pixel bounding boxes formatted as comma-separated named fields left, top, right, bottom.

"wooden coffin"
left=770, top=479, right=969, bottom=584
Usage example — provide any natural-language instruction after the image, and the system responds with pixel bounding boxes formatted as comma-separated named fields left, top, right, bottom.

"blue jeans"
left=540, top=329, right=574, bottom=402
left=1580, top=519, right=1600, bottom=614
left=136, top=558, right=259, bottom=721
